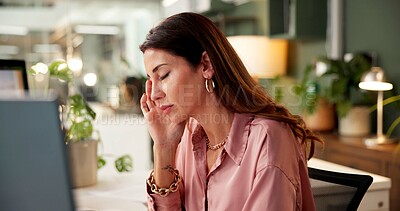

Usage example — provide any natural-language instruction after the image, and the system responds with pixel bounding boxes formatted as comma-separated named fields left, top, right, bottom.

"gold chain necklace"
left=205, top=135, right=228, bottom=150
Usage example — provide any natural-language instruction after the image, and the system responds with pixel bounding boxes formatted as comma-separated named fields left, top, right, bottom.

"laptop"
left=0, top=92, right=75, bottom=211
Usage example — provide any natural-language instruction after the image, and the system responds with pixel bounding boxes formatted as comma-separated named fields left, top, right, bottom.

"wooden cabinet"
left=314, top=133, right=400, bottom=211
left=268, top=0, right=327, bottom=39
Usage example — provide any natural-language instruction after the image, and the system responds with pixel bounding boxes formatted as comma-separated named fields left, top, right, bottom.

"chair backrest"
left=309, top=167, right=373, bottom=211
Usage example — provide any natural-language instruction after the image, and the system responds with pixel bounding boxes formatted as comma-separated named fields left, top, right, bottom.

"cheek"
left=175, top=83, right=204, bottom=107
left=164, top=68, right=205, bottom=107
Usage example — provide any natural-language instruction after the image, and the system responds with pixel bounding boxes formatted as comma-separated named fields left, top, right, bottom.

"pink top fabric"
left=147, top=113, right=316, bottom=211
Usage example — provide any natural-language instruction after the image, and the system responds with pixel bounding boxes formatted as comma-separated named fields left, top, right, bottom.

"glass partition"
left=0, top=0, right=160, bottom=106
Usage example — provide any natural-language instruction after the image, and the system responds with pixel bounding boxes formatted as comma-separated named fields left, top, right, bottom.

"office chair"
left=309, top=167, right=373, bottom=211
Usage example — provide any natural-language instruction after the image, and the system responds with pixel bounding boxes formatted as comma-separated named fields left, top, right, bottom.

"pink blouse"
left=147, top=113, right=316, bottom=211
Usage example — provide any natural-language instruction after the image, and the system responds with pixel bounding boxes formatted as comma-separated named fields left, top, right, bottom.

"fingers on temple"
left=145, top=80, right=156, bottom=108
left=140, top=93, right=149, bottom=113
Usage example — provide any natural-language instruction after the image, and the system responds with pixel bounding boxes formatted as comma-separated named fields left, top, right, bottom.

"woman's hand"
left=140, top=80, right=186, bottom=147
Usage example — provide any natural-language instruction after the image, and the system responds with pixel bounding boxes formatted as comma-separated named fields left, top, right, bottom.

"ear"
left=200, top=51, right=214, bottom=79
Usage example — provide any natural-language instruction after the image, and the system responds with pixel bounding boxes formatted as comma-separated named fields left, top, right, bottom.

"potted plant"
left=64, top=93, right=99, bottom=187
left=65, top=93, right=133, bottom=187
left=294, top=53, right=374, bottom=134
left=335, top=53, right=375, bottom=136
left=29, top=60, right=133, bottom=188
left=294, top=56, right=339, bottom=131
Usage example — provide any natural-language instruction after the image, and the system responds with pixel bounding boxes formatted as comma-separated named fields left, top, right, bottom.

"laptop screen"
left=0, top=59, right=29, bottom=91
left=0, top=92, right=75, bottom=211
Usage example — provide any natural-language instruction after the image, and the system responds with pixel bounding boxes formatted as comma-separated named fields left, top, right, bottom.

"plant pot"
left=339, top=106, right=371, bottom=137
left=303, top=98, right=336, bottom=132
left=67, top=140, right=98, bottom=188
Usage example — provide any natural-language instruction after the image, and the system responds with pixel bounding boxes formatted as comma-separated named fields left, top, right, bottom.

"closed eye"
left=159, top=72, right=170, bottom=80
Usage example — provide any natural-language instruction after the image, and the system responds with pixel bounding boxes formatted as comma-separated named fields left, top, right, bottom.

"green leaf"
left=369, top=95, right=400, bottom=112
left=98, top=156, right=107, bottom=169
left=387, top=116, right=400, bottom=138
left=304, top=82, right=318, bottom=114
left=27, top=68, right=36, bottom=75
left=66, top=94, right=96, bottom=141
left=84, top=102, right=96, bottom=120
left=48, top=60, right=73, bottom=82
left=114, top=155, right=133, bottom=172
left=274, top=87, right=283, bottom=103
left=67, top=120, right=93, bottom=141
left=48, top=60, right=64, bottom=75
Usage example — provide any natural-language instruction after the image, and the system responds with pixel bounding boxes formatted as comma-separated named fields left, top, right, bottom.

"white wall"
left=90, top=103, right=153, bottom=173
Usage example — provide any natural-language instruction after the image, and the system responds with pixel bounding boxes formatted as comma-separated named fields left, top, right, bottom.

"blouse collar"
left=191, top=113, right=255, bottom=165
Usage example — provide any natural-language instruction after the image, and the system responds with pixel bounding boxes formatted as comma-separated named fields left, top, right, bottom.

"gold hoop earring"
left=205, top=79, right=215, bottom=93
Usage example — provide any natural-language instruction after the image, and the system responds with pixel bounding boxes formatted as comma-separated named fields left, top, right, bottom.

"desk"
left=314, top=133, right=400, bottom=210
left=74, top=158, right=390, bottom=211
left=73, top=170, right=149, bottom=211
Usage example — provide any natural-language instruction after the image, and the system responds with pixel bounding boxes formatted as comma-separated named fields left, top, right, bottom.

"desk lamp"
left=358, top=66, right=396, bottom=145
left=227, top=35, right=288, bottom=79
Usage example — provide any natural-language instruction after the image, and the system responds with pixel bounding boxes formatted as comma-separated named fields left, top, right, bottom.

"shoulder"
left=251, top=116, right=291, bottom=134
left=249, top=116, right=296, bottom=146
left=246, top=116, right=309, bottom=204
left=232, top=113, right=297, bottom=147
left=247, top=115, right=303, bottom=167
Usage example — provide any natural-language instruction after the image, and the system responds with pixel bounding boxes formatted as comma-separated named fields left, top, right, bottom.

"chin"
left=168, top=112, right=190, bottom=124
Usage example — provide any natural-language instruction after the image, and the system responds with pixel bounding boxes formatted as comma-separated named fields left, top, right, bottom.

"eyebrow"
left=153, top=63, right=168, bottom=73
left=147, top=63, right=167, bottom=78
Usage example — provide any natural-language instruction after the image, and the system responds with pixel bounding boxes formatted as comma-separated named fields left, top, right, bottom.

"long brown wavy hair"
left=139, top=12, right=322, bottom=159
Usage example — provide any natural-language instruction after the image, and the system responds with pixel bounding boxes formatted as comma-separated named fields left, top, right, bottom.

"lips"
left=160, top=104, right=173, bottom=114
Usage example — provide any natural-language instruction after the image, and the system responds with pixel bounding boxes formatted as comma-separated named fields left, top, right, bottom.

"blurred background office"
left=0, top=0, right=399, bottom=142
left=1, top=1, right=399, bottom=210
left=0, top=0, right=159, bottom=105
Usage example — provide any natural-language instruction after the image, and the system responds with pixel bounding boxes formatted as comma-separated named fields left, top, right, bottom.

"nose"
left=150, top=81, right=165, bottom=102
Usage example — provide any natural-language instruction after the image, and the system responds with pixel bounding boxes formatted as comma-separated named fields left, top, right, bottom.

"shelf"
left=268, top=0, right=327, bottom=40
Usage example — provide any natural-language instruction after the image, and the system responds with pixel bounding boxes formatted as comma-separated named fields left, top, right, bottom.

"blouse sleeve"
left=241, top=165, right=300, bottom=211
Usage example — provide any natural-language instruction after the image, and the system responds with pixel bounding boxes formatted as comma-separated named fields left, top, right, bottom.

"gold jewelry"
left=147, top=169, right=181, bottom=197
left=205, top=135, right=228, bottom=150
left=205, top=78, right=215, bottom=93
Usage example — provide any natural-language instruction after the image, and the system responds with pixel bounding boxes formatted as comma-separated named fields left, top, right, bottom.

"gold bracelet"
left=147, top=169, right=181, bottom=197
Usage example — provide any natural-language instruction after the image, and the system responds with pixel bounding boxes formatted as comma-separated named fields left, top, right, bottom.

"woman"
left=139, top=12, right=322, bottom=211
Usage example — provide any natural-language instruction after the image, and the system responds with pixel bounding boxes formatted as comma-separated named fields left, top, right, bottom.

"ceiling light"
left=0, top=45, right=19, bottom=55
left=0, top=25, right=28, bottom=35
left=74, top=25, right=120, bottom=35
left=83, top=73, right=97, bottom=87
left=162, top=0, right=178, bottom=7
left=33, top=44, right=61, bottom=53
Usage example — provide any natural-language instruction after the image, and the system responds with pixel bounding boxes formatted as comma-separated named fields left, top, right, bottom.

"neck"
left=192, top=97, right=234, bottom=145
